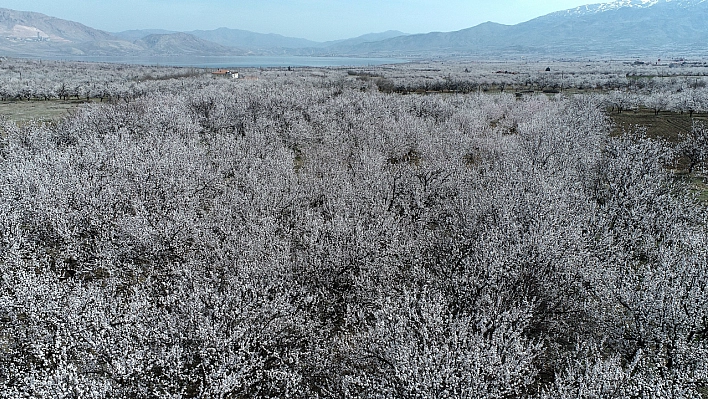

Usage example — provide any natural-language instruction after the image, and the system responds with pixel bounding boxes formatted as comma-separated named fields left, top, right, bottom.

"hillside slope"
left=0, top=8, right=242, bottom=57
left=341, top=0, right=708, bottom=57
left=135, top=32, right=245, bottom=55
left=2, top=1, right=707, bottom=58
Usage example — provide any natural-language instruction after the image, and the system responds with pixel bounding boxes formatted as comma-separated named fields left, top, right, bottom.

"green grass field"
left=690, top=175, right=708, bottom=202
left=610, top=108, right=708, bottom=201
left=0, top=100, right=89, bottom=123
left=610, top=108, right=708, bottom=143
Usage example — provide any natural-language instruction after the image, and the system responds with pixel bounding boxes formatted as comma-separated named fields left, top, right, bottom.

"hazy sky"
left=0, top=0, right=597, bottom=41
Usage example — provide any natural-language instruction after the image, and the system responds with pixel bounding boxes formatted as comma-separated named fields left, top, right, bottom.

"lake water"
left=44, top=55, right=409, bottom=68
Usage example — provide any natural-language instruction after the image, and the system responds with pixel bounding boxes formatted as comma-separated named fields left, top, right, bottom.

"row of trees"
left=358, top=60, right=708, bottom=94
left=3, top=57, right=708, bottom=103
left=606, top=88, right=708, bottom=116
left=1, top=69, right=707, bottom=397
left=0, top=58, right=207, bottom=102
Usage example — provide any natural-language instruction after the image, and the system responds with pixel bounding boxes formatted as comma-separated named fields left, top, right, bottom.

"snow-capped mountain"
left=560, top=0, right=706, bottom=16
left=519, top=0, right=708, bottom=55
left=344, top=0, right=708, bottom=57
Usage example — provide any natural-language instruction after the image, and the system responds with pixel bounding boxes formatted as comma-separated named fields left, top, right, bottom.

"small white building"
left=212, top=69, right=238, bottom=79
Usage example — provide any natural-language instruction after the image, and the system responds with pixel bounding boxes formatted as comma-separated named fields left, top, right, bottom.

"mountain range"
left=0, top=0, right=707, bottom=59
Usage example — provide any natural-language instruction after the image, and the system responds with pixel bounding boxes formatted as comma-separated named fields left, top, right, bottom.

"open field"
left=608, top=108, right=708, bottom=201
left=0, top=99, right=87, bottom=123
left=610, top=107, right=708, bottom=142
left=691, top=175, right=708, bottom=201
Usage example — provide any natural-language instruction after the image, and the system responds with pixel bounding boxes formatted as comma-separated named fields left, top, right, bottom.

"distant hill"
left=0, top=7, right=143, bottom=56
left=340, top=23, right=514, bottom=57
left=0, top=8, right=411, bottom=58
left=187, top=29, right=409, bottom=52
left=339, top=0, right=708, bottom=57
left=114, top=29, right=178, bottom=41
left=515, top=0, right=708, bottom=55
left=321, top=31, right=409, bottom=50
left=0, top=8, right=243, bottom=57
left=0, top=8, right=409, bottom=57
left=2, top=1, right=708, bottom=59
left=189, top=28, right=319, bottom=51
left=135, top=32, right=245, bottom=55
left=0, top=7, right=114, bottom=42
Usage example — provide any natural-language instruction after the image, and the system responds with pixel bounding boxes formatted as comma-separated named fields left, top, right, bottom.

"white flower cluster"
left=0, top=59, right=707, bottom=398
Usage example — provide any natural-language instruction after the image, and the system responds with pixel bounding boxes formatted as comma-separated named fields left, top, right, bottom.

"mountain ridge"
left=133, top=32, right=245, bottom=56
left=558, top=0, right=707, bottom=16
left=337, top=0, right=708, bottom=57
left=1, top=1, right=707, bottom=59
left=0, top=7, right=115, bottom=43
